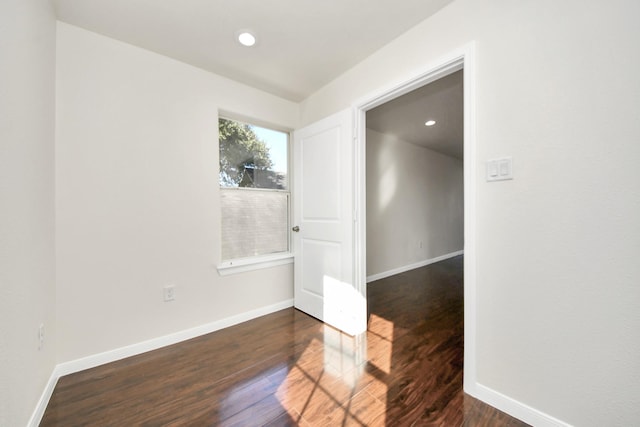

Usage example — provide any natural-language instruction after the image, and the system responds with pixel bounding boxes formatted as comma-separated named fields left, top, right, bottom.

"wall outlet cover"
left=163, top=285, right=175, bottom=302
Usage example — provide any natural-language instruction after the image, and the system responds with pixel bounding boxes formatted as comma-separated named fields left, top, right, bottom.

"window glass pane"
left=219, top=117, right=290, bottom=261
left=219, top=118, right=288, bottom=190
left=220, top=189, right=289, bottom=260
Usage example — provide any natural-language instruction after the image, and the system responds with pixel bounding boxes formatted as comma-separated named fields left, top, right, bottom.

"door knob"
left=292, top=226, right=300, bottom=232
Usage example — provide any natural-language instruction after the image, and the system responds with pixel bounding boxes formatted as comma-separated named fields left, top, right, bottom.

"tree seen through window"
left=219, top=118, right=287, bottom=190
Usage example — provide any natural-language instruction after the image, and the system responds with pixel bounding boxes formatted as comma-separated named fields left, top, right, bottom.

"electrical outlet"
left=38, top=323, right=45, bottom=350
left=164, top=285, right=175, bottom=302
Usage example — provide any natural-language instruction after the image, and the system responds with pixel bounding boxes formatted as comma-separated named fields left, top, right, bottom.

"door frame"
left=352, top=42, right=478, bottom=394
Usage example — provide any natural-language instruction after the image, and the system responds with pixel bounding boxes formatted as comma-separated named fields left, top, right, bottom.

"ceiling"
left=367, top=70, right=463, bottom=160
left=52, top=0, right=454, bottom=102
left=52, top=0, right=461, bottom=158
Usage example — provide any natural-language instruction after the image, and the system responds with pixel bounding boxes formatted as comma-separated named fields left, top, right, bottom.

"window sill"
left=217, top=253, right=294, bottom=276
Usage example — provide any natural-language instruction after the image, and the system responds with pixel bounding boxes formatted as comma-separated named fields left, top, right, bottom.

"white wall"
left=366, top=129, right=463, bottom=277
left=0, top=1, right=57, bottom=426
left=56, top=23, right=298, bottom=363
left=303, top=0, right=640, bottom=425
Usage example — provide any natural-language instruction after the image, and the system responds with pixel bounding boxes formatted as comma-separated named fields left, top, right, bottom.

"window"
left=218, top=117, right=290, bottom=264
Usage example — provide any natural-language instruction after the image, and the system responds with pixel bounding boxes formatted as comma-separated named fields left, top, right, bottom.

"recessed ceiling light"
left=237, top=31, right=256, bottom=47
left=425, top=120, right=436, bottom=126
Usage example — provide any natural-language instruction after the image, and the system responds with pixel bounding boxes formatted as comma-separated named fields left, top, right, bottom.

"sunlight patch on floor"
left=367, top=313, right=394, bottom=375
left=274, top=332, right=387, bottom=426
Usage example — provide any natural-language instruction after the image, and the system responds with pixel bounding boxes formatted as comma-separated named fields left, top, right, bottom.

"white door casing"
left=353, top=44, right=477, bottom=395
left=292, top=109, right=366, bottom=336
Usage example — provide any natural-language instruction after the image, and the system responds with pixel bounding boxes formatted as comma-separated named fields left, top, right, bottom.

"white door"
left=292, top=109, right=366, bottom=336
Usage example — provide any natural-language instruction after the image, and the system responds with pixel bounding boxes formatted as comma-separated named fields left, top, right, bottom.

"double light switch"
left=486, top=157, right=513, bottom=182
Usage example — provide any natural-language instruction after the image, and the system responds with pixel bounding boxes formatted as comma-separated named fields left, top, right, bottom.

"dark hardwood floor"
left=40, top=256, right=529, bottom=426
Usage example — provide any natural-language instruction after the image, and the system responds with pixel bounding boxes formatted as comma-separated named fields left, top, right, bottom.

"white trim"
left=27, top=298, right=572, bottom=427
left=460, top=42, right=478, bottom=396
left=351, top=44, right=467, bottom=111
left=218, top=109, right=293, bottom=135
left=55, top=299, right=293, bottom=376
left=472, top=383, right=573, bottom=427
left=354, top=41, right=571, bottom=427
left=28, top=299, right=293, bottom=425
left=27, top=367, right=61, bottom=427
left=27, top=299, right=294, bottom=425
left=354, top=41, right=478, bottom=399
left=217, top=252, right=293, bottom=276
left=366, top=250, right=464, bottom=283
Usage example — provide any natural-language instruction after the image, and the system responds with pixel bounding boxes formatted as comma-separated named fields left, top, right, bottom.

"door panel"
left=301, top=127, right=341, bottom=220
left=300, top=239, right=340, bottom=297
left=293, top=109, right=366, bottom=335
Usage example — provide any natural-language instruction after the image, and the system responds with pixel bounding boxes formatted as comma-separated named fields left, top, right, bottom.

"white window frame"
left=216, top=113, right=293, bottom=276
left=217, top=252, right=293, bottom=276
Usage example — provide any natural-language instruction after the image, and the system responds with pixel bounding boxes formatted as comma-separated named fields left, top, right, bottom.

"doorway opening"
left=354, top=45, right=477, bottom=395
left=365, top=69, right=464, bottom=282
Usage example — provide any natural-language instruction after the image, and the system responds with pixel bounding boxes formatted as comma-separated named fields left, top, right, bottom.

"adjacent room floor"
left=40, top=256, right=529, bottom=426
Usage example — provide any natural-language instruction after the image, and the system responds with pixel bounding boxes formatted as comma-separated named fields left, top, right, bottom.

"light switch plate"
left=486, top=157, right=513, bottom=181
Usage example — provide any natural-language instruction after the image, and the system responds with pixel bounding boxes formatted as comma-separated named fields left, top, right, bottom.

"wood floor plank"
left=40, top=256, right=529, bottom=426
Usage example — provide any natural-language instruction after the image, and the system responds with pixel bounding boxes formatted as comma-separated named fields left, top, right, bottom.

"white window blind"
left=220, top=189, right=289, bottom=260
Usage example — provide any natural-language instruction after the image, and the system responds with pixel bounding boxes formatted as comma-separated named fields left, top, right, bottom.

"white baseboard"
left=467, top=382, right=572, bottom=427
left=57, top=298, right=294, bottom=376
left=366, top=250, right=464, bottom=283
left=27, top=367, right=61, bottom=427
left=28, top=299, right=294, bottom=426
left=29, top=295, right=571, bottom=427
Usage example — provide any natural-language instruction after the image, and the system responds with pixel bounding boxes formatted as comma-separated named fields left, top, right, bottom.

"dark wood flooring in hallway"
left=40, top=256, right=529, bottom=426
